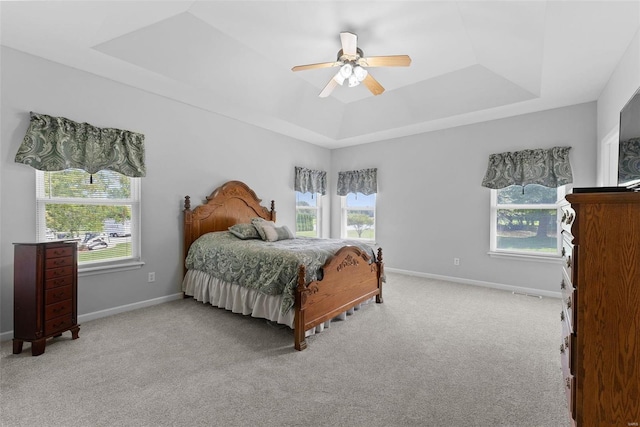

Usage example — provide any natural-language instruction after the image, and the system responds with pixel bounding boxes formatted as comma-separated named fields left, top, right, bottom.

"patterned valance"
left=618, top=138, right=640, bottom=184
left=294, top=166, right=326, bottom=195
left=337, top=168, right=377, bottom=196
left=481, top=147, right=572, bottom=190
left=15, top=112, right=146, bottom=177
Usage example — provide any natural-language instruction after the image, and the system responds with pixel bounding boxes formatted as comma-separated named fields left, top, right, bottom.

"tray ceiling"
left=1, top=1, right=639, bottom=148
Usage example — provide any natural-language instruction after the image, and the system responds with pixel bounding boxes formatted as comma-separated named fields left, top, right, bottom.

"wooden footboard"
left=294, top=246, right=384, bottom=351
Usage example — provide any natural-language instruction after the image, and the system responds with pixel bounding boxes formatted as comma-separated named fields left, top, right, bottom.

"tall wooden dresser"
left=13, top=241, right=80, bottom=356
left=560, top=190, right=639, bottom=427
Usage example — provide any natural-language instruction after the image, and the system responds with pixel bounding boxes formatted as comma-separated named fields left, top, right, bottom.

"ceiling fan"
left=291, top=31, right=411, bottom=98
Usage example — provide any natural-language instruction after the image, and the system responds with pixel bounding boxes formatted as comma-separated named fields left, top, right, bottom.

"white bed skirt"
left=182, top=269, right=371, bottom=336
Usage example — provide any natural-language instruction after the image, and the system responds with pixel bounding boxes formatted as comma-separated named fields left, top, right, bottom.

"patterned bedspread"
left=185, top=231, right=377, bottom=313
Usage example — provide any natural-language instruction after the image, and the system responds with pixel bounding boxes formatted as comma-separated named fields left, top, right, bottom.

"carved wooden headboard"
left=183, top=180, right=276, bottom=274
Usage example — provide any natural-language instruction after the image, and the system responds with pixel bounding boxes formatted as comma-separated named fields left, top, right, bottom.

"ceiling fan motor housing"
left=337, top=47, right=364, bottom=62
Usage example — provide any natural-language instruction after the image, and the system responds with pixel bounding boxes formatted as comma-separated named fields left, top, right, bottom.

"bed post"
left=294, top=264, right=307, bottom=351
left=376, top=247, right=384, bottom=304
left=183, top=195, right=192, bottom=279
left=270, top=200, right=276, bottom=222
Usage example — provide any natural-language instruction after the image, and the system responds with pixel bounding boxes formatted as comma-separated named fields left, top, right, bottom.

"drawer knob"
left=566, top=213, right=574, bottom=225
left=566, top=377, right=571, bottom=389
left=566, top=256, right=571, bottom=268
left=566, top=298, right=572, bottom=309
left=560, top=311, right=565, bottom=322
left=560, top=344, right=565, bottom=354
left=560, top=280, right=566, bottom=290
left=565, top=336, right=569, bottom=348
left=561, top=247, right=566, bottom=257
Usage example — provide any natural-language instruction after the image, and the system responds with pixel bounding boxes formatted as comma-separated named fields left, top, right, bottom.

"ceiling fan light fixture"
left=339, top=63, right=353, bottom=79
left=333, top=71, right=347, bottom=86
left=348, top=74, right=360, bottom=87
left=353, top=65, right=368, bottom=82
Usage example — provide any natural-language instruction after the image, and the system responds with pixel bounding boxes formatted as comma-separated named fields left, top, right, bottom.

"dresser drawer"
left=561, top=334, right=570, bottom=379
left=45, top=255, right=73, bottom=269
left=45, top=245, right=74, bottom=259
left=45, top=300, right=72, bottom=320
left=561, top=267, right=574, bottom=298
left=561, top=234, right=574, bottom=283
left=564, top=374, right=576, bottom=420
left=563, top=291, right=575, bottom=334
left=45, top=275, right=74, bottom=290
left=45, top=285, right=72, bottom=304
left=45, top=266, right=73, bottom=280
left=561, top=318, right=575, bottom=374
left=44, top=314, right=74, bottom=336
left=561, top=270, right=575, bottom=334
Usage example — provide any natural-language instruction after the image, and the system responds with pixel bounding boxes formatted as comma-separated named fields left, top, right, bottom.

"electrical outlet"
left=148, top=272, right=155, bottom=282
left=453, top=258, right=460, bottom=266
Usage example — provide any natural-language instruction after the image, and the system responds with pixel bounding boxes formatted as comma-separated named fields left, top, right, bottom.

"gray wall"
left=0, top=43, right=604, bottom=336
left=595, top=29, right=640, bottom=186
left=330, top=103, right=597, bottom=294
left=597, top=30, right=640, bottom=143
left=0, top=47, right=331, bottom=335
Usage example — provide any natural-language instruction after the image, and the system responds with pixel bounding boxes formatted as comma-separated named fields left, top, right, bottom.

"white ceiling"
left=1, top=1, right=639, bottom=149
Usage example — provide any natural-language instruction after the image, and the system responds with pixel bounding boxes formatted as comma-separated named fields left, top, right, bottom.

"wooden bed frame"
left=183, top=180, right=384, bottom=351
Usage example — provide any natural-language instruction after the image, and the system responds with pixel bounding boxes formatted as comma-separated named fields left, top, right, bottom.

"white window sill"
left=488, top=251, right=563, bottom=264
left=79, top=260, right=145, bottom=277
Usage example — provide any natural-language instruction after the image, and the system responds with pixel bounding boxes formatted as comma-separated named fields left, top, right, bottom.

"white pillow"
left=251, top=218, right=294, bottom=242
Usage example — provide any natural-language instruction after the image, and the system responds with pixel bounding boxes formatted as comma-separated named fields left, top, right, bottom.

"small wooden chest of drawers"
left=13, top=241, right=80, bottom=356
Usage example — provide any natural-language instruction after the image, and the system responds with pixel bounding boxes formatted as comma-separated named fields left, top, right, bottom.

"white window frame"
left=489, top=185, right=566, bottom=260
left=340, top=193, right=376, bottom=242
left=598, top=126, right=619, bottom=186
left=295, top=191, right=322, bottom=238
left=36, top=170, right=144, bottom=275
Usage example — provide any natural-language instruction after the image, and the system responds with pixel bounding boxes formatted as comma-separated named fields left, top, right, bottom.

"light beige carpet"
left=1, top=272, right=570, bottom=427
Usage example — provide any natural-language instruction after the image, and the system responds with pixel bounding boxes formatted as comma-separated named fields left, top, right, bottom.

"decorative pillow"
left=251, top=218, right=294, bottom=242
left=263, top=224, right=294, bottom=242
left=228, top=223, right=260, bottom=240
left=250, top=217, right=275, bottom=240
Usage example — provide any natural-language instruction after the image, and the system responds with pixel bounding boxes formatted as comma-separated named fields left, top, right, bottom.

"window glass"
left=295, top=191, right=320, bottom=237
left=37, top=169, right=140, bottom=265
left=492, top=184, right=562, bottom=255
left=342, top=192, right=376, bottom=240
left=496, top=185, right=557, bottom=204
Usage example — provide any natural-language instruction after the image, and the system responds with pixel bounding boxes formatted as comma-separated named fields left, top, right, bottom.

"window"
left=295, top=191, right=321, bottom=237
left=36, top=169, right=141, bottom=268
left=490, top=184, right=565, bottom=256
left=341, top=192, right=376, bottom=241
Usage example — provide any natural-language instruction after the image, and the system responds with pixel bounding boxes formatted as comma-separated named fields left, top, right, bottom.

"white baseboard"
left=385, top=267, right=562, bottom=299
left=0, top=293, right=183, bottom=342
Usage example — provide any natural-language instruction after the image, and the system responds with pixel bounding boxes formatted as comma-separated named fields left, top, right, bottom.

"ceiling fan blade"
left=362, top=73, right=385, bottom=96
left=319, top=78, right=339, bottom=98
left=292, top=61, right=340, bottom=72
left=360, top=55, right=412, bottom=67
left=340, top=32, right=358, bottom=57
